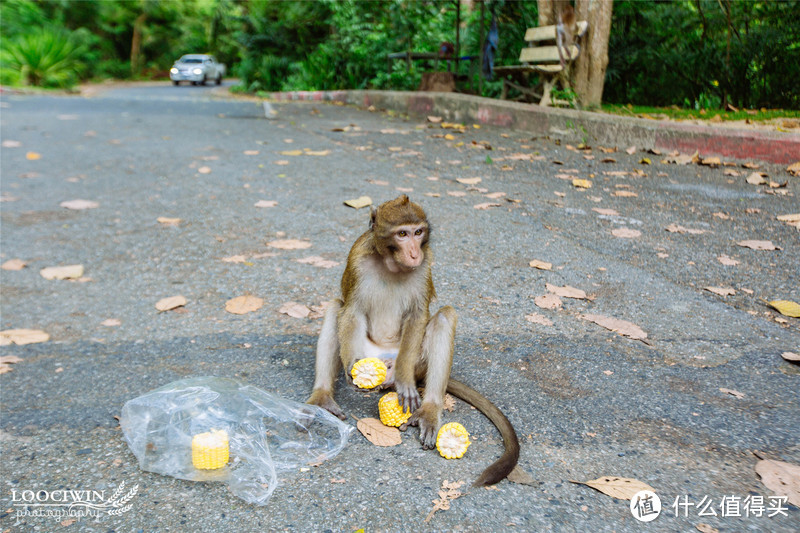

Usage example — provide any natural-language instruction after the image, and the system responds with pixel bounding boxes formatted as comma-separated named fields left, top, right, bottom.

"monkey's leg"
left=307, top=299, right=346, bottom=419
left=410, top=305, right=457, bottom=448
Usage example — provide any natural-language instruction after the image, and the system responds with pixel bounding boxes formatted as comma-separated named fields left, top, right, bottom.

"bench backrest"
left=518, top=20, right=589, bottom=65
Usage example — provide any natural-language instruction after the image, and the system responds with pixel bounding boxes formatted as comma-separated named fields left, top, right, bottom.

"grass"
left=602, top=103, right=800, bottom=123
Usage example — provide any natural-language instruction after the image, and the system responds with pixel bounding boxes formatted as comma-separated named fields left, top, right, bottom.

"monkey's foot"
left=409, top=403, right=441, bottom=449
left=307, top=389, right=346, bottom=420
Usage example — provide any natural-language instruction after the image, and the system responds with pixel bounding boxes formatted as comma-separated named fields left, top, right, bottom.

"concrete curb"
left=267, top=90, right=799, bottom=165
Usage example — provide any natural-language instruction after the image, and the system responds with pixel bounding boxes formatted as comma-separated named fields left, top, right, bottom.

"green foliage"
left=0, top=27, right=85, bottom=88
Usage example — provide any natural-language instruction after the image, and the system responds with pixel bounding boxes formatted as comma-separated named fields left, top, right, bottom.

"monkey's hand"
left=307, top=389, right=346, bottom=420
left=379, top=358, right=396, bottom=389
left=395, top=380, right=422, bottom=414
left=406, top=403, right=441, bottom=449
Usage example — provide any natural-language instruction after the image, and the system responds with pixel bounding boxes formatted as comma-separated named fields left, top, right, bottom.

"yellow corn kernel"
left=378, top=392, right=413, bottom=427
left=351, top=358, right=387, bottom=389
left=192, top=429, right=229, bottom=470
left=436, top=422, right=471, bottom=459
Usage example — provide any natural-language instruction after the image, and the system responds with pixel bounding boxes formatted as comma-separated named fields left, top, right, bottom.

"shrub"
left=0, top=27, right=84, bottom=88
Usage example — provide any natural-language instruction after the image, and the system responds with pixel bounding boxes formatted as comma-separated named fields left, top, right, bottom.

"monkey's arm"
left=393, top=310, right=428, bottom=412
left=337, top=304, right=367, bottom=382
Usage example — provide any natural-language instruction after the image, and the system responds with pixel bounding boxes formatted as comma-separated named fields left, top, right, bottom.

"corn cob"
left=350, top=357, right=387, bottom=389
left=192, top=429, right=229, bottom=470
left=436, top=422, right=471, bottom=459
left=378, top=392, right=413, bottom=427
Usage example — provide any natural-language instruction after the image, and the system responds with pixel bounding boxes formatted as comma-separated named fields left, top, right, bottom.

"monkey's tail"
left=446, top=378, right=520, bottom=487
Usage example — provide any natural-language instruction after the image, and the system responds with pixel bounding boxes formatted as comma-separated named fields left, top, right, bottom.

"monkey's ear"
left=369, top=206, right=377, bottom=230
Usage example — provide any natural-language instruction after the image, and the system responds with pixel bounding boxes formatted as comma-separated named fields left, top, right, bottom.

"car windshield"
left=180, top=58, right=203, bottom=63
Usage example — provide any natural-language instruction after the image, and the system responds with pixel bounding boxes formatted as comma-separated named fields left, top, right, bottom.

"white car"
left=170, top=54, right=226, bottom=86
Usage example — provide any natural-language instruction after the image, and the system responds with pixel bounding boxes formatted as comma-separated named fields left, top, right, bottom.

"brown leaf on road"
left=0, top=329, right=50, bottom=346
left=26, top=151, right=41, bottom=160
left=612, top=228, right=641, bottom=238
left=592, top=208, right=620, bottom=216
left=787, top=161, right=800, bottom=176
left=278, top=302, right=311, bottom=319
left=746, top=172, right=767, bottom=185
left=473, top=202, right=501, bottom=210
left=343, top=196, right=372, bottom=209
left=696, top=524, right=719, bottom=533
left=546, top=283, right=587, bottom=299
left=719, top=387, right=745, bottom=399
left=781, top=352, right=800, bottom=362
left=101, top=318, right=121, bottom=327
left=425, top=480, right=465, bottom=523
left=40, top=264, right=84, bottom=280
left=267, top=239, right=312, bottom=250
left=625, top=146, right=637, bottom=155
left=755, top=459, right=800, bottom=506
left=507, top=465, right=537, bottom=485
left=534, top=294, right=562, bottom=310
left=572, top=179, right=592, bottom=188
left=296, top=256, right=340, bottom=269
left=777, top=213, right=800, bottom=230
left=737, top=240, right=781, bottom=251
left=613, top=190, right=638, bottom=198
left=0, top=355, right=24, bottom=375
left=456, top=177, right=482, bottom=186
left=525, top=313, right=554, bottom=326
left=665, top=224, right=707, bottom=235
left=357, top=418, right=401, bottom=447
left=717, top=255, right=740, bottom=266
left=197, top=166, right=212, bottom=174
left=2, top=258, right=27, bottom=271
left=155, top=295, right=187, bottom=312
left=157, top=216, right=181, bottom=226
left=221, top=255, right=248, bottom=263
left=529, top=259, right=552, bottom=270
left=766, top=300, right=800, bottom=318
left=704, top=287, right=736, bottom=297
left=571, top=476, right=655, bottom=500
left=60, top=199, right=99, bottom=210
left=225, top=295, right=264, bottom=315
left=581, top=314, right=648, bottom=342
left=254, top=200, right=278, bottom=208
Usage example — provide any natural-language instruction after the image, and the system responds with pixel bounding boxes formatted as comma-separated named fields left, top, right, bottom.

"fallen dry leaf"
left=60, top=199, right=99, bottom=210
left=26, top=151, right=41, bottom=160
left=704, top=287, right=736, bottom=297
left=101, top=318, right=121, bottom=327
left=781, top=352, right=800, bottom=362
left=525, top=313, right=554, bottom=326
left=546, top=283, right=587, bottom=299
left=611, top=228, right=641, bottom=238
left=700, top=156, right=721, bottom=166
left=357, top=418, right=401, bottom=447
left=427, top=115, right=443, bottom=123
left=0, top=355, right=24, bottom=374
left=613, top=190, right=638, bottom=198
left=625, top=146, right=637, bottom=155
left=40, top=264, right=84, bottom=280
left=787, top=161, right=800, bottom=176
left=447, top=191, right=467, bottom=197
left=254, top=200, right=278, bottom=208
left=592, top=208, right=620, bottom=216
left=529, top=259, right=552, bottom=270
left=507, top=465, right=537, bottom=485
left=696, top=524, right=719, bottom=533
left=572, top=179, right=592, bottom=189
left=267, top=239, right=312, bottom=250
left=737, top=240, right=781, bottom=251
left=755, top=459, right=800, bottom=506
left=581, top=314, right=648, bottom=342
left=766, top=300, right=800, bottom=318
left=225, top=295, right=264, bottom=315
left=571, top=476, right=655, bottom=500
left=221, top=255, right=248, bottom=263
left=155, top=295, right=187, bottom=312
left=777, top=213, right=800, bottom=230
left=280, top=149, right=303, bottom=156
left=425, top=480, right=464, bottom=523
left=719, top=387, right=745, bottom=399
left=157, top=217, right=181, bottom=226
left=296, top=256, right=339, bottom=269
left=279, top=301, right=311, bottom=318
left=485, top=192, right=506, bottom=199
left=197, top=166, right=212, bottom=174
left=665, top=224, right=707, bottom=235
left=0, top=329, right=50, bottom=345
left=2, top=259, right=27, bottom=271
left=305, top=149, right=331, bottom=156
left=534, top=294, right=562, bottom=310
left=443, top=393, right=456, bottom=412
left=474, top=202, right=501, bottom=210
left=243, top=150, right=259, bottom=155
left=344, top=196, right=372, bottom=209
left=717, top=255, right=739, bottom=266
left=746, top=172, right=767, bottom=185
left=456, top=177, right=482, bottom=186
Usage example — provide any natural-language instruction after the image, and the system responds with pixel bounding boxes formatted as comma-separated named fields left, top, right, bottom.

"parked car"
left=169, top=54, right=226, bottom=86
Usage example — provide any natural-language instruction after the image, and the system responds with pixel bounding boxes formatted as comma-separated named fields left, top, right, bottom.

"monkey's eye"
left=398, top=230, right=407, bottom=237
left=414, top=228, right=424, bottom=236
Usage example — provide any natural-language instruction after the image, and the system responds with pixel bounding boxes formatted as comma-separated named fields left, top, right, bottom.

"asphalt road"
left=1, top=81, right=798, bottom=532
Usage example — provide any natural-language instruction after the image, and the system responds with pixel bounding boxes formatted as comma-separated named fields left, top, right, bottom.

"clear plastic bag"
left=120, top=377, right=353, bottom=505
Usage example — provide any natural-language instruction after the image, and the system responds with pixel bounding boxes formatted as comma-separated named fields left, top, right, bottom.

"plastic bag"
left=120, top=376, right=353, bottom=505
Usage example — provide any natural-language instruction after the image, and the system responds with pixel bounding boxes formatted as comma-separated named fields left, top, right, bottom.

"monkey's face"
left=385, top=223, right=427, bottom=272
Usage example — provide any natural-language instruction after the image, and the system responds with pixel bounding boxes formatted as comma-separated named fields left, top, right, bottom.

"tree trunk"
left=572, top=0, right=613, bottom=109
left=130, top=12, right=147, bottom=76
left=538, top=0, right=555, bottom=26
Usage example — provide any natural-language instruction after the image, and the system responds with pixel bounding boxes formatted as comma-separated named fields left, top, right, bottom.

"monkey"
left=307, top=195, right=519, bottom=486
left=555, top=3, right=577, bottom=68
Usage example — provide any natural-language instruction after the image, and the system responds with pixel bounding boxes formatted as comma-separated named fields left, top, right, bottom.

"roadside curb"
left=267, top=90, right=799, bottom=165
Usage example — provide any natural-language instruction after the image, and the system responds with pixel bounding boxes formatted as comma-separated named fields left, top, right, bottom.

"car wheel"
left=172, top=81, right=179, bottom=86
left=215, top=74, right=222, bottom=85
left=191, top=81, right=197, bottom=86
left=200, top=75, right=207, bottom=86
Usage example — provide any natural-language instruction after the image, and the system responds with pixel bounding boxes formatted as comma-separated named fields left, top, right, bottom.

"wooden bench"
left=494, top=20, right=588, bottom=106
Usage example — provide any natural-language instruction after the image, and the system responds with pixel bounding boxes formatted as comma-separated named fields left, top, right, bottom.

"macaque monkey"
left=555, top=2, right=577, bottom=68
left=308, top=195, right=519, bottom=486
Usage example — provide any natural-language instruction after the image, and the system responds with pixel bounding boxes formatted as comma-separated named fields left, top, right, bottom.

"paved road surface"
left=1, top=82, right=798, bottom=531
